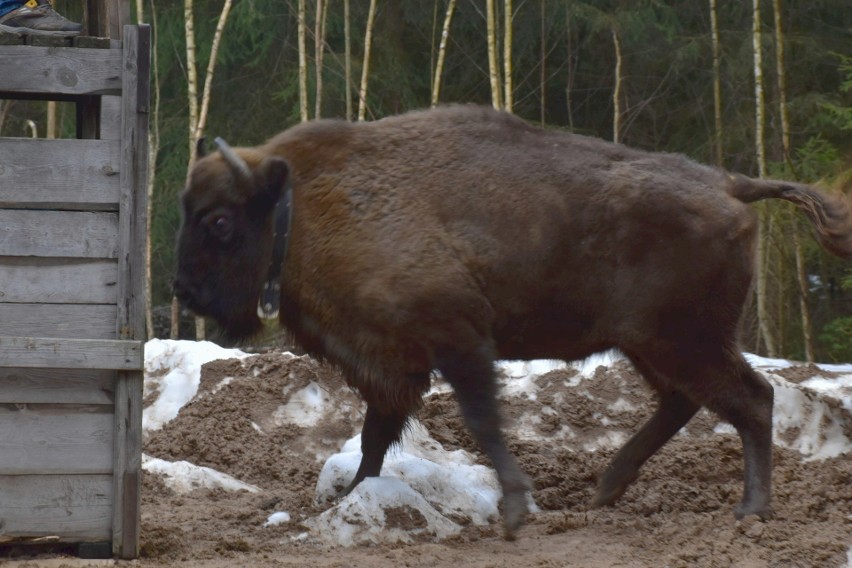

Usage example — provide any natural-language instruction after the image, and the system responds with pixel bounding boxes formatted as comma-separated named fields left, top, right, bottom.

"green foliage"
left=818, top=317, right=852, bottom=362
left=126, top=0, right=852, bottom=353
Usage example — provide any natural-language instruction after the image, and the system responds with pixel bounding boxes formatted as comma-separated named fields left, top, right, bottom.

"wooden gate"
left=0, top=2, right=149, bottom=559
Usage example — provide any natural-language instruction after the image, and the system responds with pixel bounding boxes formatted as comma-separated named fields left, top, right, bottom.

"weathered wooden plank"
left=117, top=24, right=150, bottom=344
left=0, top=336, right=143, bottom=370
left=0, top=257, right=118, bottom=304
left=0, top=138, right=120, bottom=210
left=0, top=46, right=122, bottom=96
left=0, top=304, right=117, bottom=339
left=112, top=26, right=150, bottom=560
left=0, top=210, right=118, bottom=258
left=0, top=404, right=113, bottom=474
left=0, top=368, right=114, bottom=405
left=0, top=474, right=113, bottom=542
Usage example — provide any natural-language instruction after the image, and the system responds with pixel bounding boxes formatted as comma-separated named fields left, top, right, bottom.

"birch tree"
left=752, top=0, right=777, bottom=356
left=540, top=0, right=546, bottom=126
left=503, top=0, right=513, bottom=112
left=315, top=0, right=328, bottom=119
left=486, top=0, right=502, bottom=109
left=298, top=0, right=309, bottom=122
left=136, top=0, right=161, bottom=338
left=344, top=0, right=353, bottom=120
left=612, top=27, right=623, bottom=143
left=431, top=0, right=458, bottom=107
left=177, top=0, right=235, bottom=340
left=709, top=0, right=723, bottom=166
left=773, top=0, right=814, bottom=360
left=357, top=0, right=378, bottom=121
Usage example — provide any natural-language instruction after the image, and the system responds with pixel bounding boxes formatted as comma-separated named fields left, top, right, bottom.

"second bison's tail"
left=729, top=175, right=852, bottom=259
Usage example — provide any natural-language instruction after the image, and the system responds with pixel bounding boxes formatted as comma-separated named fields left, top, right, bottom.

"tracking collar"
left=258, top=183, right=293, bottom=320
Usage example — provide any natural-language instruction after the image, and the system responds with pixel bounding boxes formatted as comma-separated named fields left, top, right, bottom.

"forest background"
left=1, top=0, right=850, bottom=361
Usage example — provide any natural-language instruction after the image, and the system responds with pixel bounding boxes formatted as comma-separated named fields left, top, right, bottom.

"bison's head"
left=174, top=138, right=290, bottom=340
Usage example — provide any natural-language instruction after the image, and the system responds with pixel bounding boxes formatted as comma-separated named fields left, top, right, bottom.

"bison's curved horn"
left=214, top=137, right=252, bottom=183
left=196, top=137, right=207, bottom=159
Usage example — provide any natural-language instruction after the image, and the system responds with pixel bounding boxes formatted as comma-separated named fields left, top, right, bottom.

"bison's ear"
left=252, top=157, right=290, bottom=206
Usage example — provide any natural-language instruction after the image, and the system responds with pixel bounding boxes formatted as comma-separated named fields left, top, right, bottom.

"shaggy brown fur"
left=174, top=105, right=852, bottom=539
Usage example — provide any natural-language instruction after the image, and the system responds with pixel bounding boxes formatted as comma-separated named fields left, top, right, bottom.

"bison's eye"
left=204, top=211, right=234, bottom=243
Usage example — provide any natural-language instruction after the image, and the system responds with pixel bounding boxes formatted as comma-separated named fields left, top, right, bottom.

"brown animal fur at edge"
left=174, top=105, right=852, bottom=539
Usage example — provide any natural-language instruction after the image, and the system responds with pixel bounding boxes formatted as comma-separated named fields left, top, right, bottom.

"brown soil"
left=11, top=353, right=852, bottom=567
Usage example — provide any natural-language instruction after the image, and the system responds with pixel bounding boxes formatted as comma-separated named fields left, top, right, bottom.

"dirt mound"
left=137, top=352, right=851, bottom=567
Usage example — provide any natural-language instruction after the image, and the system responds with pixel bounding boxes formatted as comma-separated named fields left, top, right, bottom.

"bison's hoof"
left=590, top=469, right=637, bottom=508
left=734, top=502, right=774, bottom=521
left=502, top=490, right=529, bottom=540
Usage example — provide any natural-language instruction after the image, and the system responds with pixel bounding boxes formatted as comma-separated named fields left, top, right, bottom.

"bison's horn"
left=214, top=137, right=252, bottom=183
left=196, top=137, right=207, bottom=158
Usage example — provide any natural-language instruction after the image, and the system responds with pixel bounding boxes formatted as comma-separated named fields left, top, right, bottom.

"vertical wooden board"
left=0, top=368, right=115, bottom=404
left=0, top=474, right=113, bottom=542
left=0, top=304, right=117, bottom=339
left=117, top=24, right=150, bottom=342
left=0, top=257, right=118, bottom=304
left=0, top=404, right=113, bottom=474
left=112, top=370, right=143, bottom=558
left=113, top=26, right=149, bottom=558
left=0, top=210, right=119, bottom=258
left=100, top=95, right=122, bottom=140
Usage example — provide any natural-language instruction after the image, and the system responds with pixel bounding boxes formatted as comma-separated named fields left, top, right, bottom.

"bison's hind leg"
left=595, top=345, right=774, bottom=520
left=591, top=354, right=700, bottom=508
left=436, top=342, right=532, bottom=540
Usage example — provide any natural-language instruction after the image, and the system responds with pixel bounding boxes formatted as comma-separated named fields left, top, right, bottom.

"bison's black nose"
left=172, top=276, right=195, bottom=304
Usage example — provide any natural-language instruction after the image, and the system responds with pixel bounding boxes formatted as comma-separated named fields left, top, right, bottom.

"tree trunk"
left=194, top=0, right=234, bottom=143
left=344, top=0, right=352, bottom=121
left=540, top=0, right=546, bottom=126
left=773, top=0, right=813, bottom=361
left=753, top=0, right=776, bottom=356
left=565, top=9, right=574, bottom=130
left=503, top=0, right=513, bottom=113
left=486, top=0, right=502, bottom=110
left=431, top=0, right=457, bottom=107
left=46, top=102, right=56, bottom=139
left=182, top=0, right=234, bottom=341
left=611, top=27, right=623, bottom=144
left=183, top=0, right=205, bottom=340
left=138, top=0, right=161, bottom=339
left=314, top=0, right=328, bottom=119
left=710, top=0, right=723, bottom=166
left=184, top=0, right=199, bottom=162
left=357, top=0, right=378, bottom=121
left=298, top=0, right=309, bottom=122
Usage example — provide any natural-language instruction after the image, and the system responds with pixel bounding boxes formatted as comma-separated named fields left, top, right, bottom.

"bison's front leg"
left=436, top=343, right=532, bottom=540
left=339, top=404, right=409, bottom=496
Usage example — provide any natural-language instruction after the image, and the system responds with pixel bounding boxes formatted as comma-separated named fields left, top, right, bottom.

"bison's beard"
left=184, top=289, right=265, bottom=343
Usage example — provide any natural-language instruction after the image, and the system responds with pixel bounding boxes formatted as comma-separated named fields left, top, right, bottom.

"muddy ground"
left=7, top=352, right=852, bottom=567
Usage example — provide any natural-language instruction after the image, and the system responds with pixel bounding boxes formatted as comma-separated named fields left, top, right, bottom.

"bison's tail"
left=729, top=175, right=852, bottom=259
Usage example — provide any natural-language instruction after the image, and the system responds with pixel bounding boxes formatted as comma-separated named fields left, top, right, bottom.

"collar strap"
left=258, top=183, right=293, bottom=320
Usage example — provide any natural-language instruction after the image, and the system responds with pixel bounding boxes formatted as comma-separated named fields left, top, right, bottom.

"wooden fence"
left=0, top=4, right=149, bottom=558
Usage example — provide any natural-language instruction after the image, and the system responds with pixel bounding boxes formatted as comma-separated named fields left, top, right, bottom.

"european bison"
left=174, top=105, right=852, bottom=538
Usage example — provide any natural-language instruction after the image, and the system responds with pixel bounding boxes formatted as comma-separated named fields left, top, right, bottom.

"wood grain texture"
left=0, top=210, right=119, bottom=258
left=0, top=304, right=117, bottom=339
left=0, top=403, right=113, bottom=474
left=0, top=474, right=113, bottom=542
left=0, top=257, right=118, bottom=304
left=0, top=335, right=143, bottom=369
left=0, top=138, right=120, bottom=210
left=0, top=46, right=121, bottom=96
left=0, top=368, right=115, bottom=404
